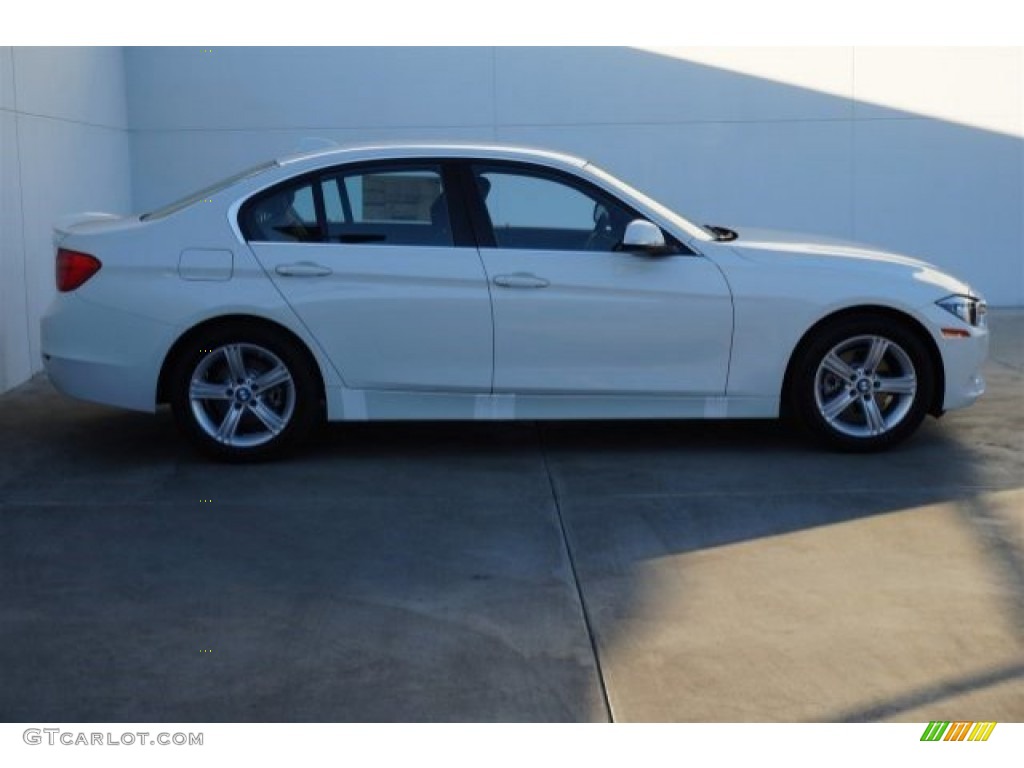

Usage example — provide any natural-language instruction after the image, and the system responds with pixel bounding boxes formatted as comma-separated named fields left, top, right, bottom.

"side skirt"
left=324, top=388, right=779, bottom=422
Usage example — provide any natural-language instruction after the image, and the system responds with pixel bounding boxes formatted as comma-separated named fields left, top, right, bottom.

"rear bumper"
left=42, top=354, right=156, bottom=413
left=41, top=294, right=174, bottom=413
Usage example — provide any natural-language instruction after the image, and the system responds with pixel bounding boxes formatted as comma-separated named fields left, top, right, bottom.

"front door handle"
left=275, top=262, right=333, bottom=277
left=493, top=273, right=550, bottom=289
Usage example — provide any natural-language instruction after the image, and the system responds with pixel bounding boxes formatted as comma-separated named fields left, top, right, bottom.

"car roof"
left=276, top=142, right=590, bottom=170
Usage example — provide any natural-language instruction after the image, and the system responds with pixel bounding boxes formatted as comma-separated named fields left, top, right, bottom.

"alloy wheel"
left=813, top=334, right=918, bottom=439
left=188, top=343, right=297, bottom=448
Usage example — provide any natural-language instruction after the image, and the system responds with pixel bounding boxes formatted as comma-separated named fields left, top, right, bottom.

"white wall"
left=127, top=47, right=1024, bottom=311
left=0, top=47, right=132, bottom=394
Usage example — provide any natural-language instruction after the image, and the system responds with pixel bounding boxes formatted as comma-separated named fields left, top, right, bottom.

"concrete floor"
left=1, top=313, right=1021, bottom=722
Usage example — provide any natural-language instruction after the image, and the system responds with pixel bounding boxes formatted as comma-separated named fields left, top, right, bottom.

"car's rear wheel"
left=169, top=324, right=318, bottom=460
left=789, top=315, right=935, bottom=451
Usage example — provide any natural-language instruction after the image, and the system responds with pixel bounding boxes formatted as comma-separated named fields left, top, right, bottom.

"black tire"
left=788, top=314, right=936, bottom=452
left=168, top=323, right=319, bottom=461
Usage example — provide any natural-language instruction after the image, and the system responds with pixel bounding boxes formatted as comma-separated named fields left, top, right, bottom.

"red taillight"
left=56, top=249, right=102, bottom=292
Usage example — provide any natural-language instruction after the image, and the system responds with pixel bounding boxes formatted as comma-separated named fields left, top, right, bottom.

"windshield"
left=140, top=160, right=279, bottom=221
left=584, top=163, right=713, bottom=242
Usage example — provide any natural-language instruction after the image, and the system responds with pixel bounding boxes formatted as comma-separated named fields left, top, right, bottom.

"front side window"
left=242, top=164, right=453, bottom=247
left=472, top=165, right=635, bottom=252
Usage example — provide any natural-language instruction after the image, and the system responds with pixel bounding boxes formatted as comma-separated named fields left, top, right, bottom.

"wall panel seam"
left=10, top=47, right=33, bottom=377
left=124, top=115, right=1023, bottom=133
left=0, top=105, right=128, bottom=132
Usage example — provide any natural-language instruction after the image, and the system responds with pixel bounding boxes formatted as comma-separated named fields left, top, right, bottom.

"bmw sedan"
left=42, top=143, right=988, bottom=459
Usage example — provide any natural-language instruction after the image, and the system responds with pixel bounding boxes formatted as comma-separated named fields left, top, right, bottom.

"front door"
left=467, top=163, right=733, bottom=395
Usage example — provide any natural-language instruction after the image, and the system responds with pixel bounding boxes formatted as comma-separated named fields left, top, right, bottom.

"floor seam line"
left=537, top=423, right=615, bottom=723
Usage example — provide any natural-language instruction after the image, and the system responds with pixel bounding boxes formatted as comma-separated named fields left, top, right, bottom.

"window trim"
left=238, top=159, right=473, bottom=248
left=143, top=160, right=278, bottom=222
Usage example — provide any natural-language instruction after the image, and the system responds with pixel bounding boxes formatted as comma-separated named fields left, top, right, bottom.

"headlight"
left=936, top=294, right=987, bottom=328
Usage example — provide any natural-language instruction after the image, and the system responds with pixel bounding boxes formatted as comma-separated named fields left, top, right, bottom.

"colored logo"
left=920, top=721, right=996, bottom=741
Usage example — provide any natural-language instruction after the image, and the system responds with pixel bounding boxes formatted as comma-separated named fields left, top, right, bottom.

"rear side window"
left=241, top=164, right=453, bottom=247
left=322, top=167, right=451, bottom=246
left=244, top=181, right=320, bottom=243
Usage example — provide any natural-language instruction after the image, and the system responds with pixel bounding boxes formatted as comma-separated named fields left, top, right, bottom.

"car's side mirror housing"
left=620, top=219, right=669, bottom=255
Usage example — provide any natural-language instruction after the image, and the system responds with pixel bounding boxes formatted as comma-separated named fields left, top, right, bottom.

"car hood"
left=722, top=226, right=973, bottom=296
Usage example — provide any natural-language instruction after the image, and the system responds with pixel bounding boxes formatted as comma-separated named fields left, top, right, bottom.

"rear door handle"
left=275, top=262, right=333, bottom=277
left=493, top=273, right=550, bottom=289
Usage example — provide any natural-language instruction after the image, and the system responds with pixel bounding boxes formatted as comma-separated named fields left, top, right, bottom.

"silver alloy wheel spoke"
left=861, top=396, right=886, bottom=434
left=190, top=380, right=232, bottom=400
left=216, top=405, right=244, bottom=443
left=862, top=337, right=889, bottom=374
left=248, top=400, right=285, bottom=434
left=822, top=390, right=859, bottom=422
left=813, top=333, right=917, bottom=440
left=189, top=342, right=297, bottom=449
left=253, top=364, right=291, bottom=391
left=876, top=374, right=917, bottom=395
left=223, top=344, right=248, bottom=383
left=822, top=352, right=857, bottom=381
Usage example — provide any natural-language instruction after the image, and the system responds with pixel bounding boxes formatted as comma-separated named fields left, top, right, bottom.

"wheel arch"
left=157, top=314, right=327, bottom=406
left=781, top=305, right=945, bottom=418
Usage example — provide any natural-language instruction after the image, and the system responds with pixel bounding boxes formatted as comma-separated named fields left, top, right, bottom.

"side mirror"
left=620, top=219, right=668, bottom=254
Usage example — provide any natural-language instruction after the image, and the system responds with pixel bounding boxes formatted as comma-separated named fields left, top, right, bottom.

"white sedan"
left=42, top=144, right=988, bottom=459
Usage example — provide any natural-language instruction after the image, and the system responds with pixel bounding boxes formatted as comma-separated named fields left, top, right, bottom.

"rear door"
left=243, top=161, right=493, bottom=392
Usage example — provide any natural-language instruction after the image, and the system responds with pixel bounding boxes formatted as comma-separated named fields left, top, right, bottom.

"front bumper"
left=918, top=303, right=989, bottom=412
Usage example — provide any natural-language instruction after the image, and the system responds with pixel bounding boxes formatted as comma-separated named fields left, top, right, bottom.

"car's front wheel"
left=169, top=324, right=318, bottom=460
left=789, top=316, right=936, bottom=451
